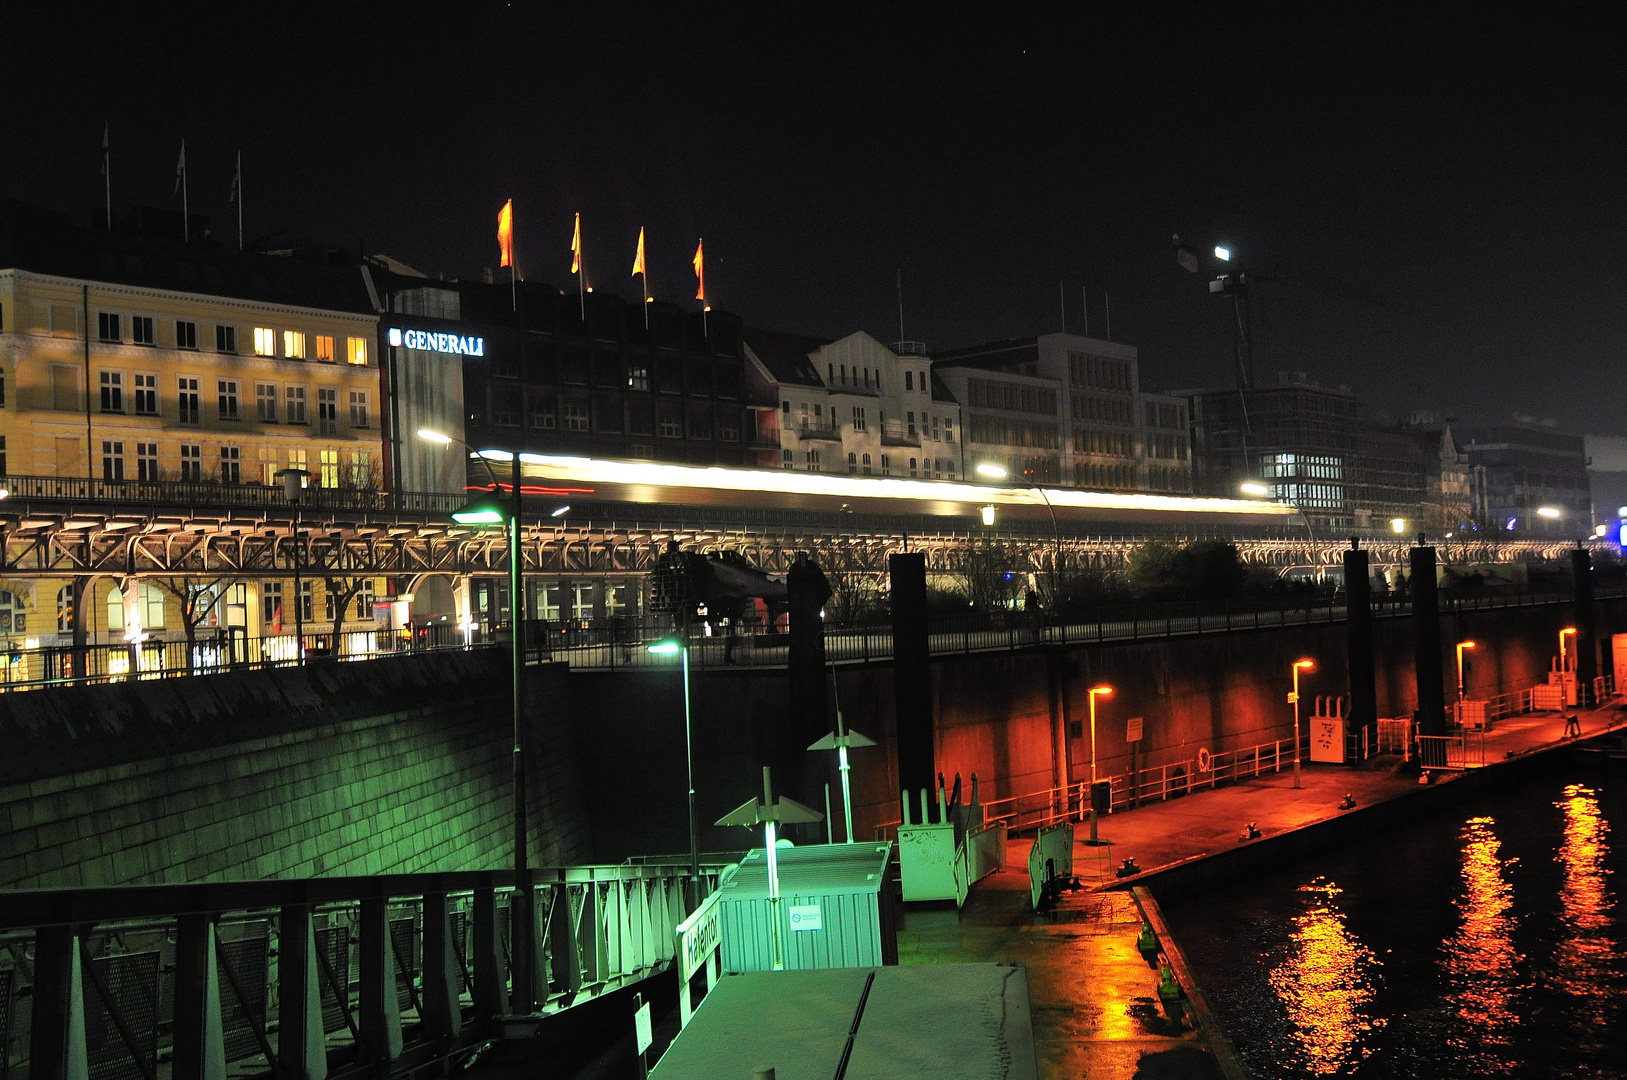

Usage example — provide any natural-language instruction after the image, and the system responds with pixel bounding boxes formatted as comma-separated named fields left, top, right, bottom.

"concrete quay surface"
left=897, top=703, right=1627, bottom=1080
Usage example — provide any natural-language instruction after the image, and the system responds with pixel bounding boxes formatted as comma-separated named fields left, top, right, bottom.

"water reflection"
left=1554, top=783, right=1615, bottom=1044
left=1267, top=877, right=1384, bottom=1074
left=1441, top=816, right=1522, bottom=1070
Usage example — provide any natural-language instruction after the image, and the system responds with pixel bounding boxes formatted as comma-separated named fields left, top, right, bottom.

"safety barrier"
left=0, top=864, right=717, bottom=1080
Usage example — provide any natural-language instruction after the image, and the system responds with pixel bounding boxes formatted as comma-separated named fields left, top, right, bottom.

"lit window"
left=315, top=335, right=334, bottom=362
left=349, top=450, right=373, bottom=488
left=254, top=327, right=275, bottom=356
left=346, top=337, right=368, bottom=365
left=320, top=449, right=339, bottom=489
left=283, top=331, right=306, bottom=359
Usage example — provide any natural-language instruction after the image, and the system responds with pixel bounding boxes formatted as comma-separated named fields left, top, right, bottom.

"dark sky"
left=6, top=8, right=1626, bottom=432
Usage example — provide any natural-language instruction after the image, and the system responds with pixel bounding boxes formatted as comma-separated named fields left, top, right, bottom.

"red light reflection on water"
left=1268, top=877, right=1385, bottom=1075
left=1555, top=783, right=1614, bottom=1039
left=1441, top=816, right=1522, bottom=1069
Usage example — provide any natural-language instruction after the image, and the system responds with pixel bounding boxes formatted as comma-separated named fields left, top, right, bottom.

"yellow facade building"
left=0, top=200, right=391, bottom=658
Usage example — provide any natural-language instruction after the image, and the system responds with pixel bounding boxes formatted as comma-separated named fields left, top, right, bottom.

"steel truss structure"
left=0, top=492, right=1590, bottom=588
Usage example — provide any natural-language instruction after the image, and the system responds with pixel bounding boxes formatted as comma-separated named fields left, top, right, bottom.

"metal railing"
left=1419, top=731, right=1487, bottom=771
left=972, top=736, right=1297, bottom=835
left=0, top=623, right=483, bottom=692
left=3, top=577, right=1613, bottom=693
left=0, top=864, right=717, bottom=1080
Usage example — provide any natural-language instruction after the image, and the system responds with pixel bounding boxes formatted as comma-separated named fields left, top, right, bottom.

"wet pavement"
left=896, top=703, right=1627, bottom=1079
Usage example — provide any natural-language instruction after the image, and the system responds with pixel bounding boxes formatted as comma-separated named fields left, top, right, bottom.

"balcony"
left=795, top=419, right=842, bottom=441
left=881, top=419, right=921, bottom=447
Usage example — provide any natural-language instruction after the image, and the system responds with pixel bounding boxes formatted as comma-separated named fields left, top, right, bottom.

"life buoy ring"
left=1197, top=747, right=1212, bottom=773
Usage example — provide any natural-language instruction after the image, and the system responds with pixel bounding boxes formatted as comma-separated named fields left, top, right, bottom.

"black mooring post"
left=787, top=554, right=832, bottom=832
left=891, top=553, right=934, bottom=805
left=1344, top=540, right=1376, bottom=738
left=1412, top=544, right=1447, bottom=743
left=1573, top=547, right=1596, bottom=706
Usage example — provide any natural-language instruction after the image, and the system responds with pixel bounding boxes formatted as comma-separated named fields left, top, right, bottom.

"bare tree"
left=153, top=576, right=230, bottom=667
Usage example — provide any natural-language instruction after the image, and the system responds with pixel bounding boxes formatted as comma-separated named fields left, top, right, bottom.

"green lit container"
left=717, top=841, right=897, bottom=972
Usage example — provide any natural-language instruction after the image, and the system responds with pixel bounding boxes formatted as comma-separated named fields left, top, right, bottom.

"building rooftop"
left=742, top=326, right=832, bottom=387
left=0, top=198, right=377, bottom=313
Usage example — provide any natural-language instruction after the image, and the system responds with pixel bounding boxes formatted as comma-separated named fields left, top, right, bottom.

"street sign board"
left=1126, top=716, right=1144, bottom=743
left=789, top=904, right=823, bottom=931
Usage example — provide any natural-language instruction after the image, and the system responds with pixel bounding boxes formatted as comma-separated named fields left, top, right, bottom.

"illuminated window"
left=319, top=449, right=339, bottom=489
left=315, top=335, right=334, bottom=362
left=254, top=327, right=275, bottom=356
left=284, top=331, right=306, bottom=359
left=346, top=337, right=368, bottom=365
left=349, top=450, right=373, bottom=488
left=106, top=582, right=166, bottom=632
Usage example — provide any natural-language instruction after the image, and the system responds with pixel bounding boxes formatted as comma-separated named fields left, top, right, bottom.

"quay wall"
left=0, top=596, right=1618, bottom=882
left=0, top=652, right=590, bottom=888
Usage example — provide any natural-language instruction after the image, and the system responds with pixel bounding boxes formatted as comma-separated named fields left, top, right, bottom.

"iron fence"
left=0, top=865, right=717, bottom=1080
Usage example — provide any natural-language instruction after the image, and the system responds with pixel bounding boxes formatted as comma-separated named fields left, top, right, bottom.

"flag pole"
left=234, top=151, right=243, bottom=251
left=180, top=140, right=189, bottom=243
left=510, top=198, right=517, bottom=312
left=102, top=123, right=111, bottom=231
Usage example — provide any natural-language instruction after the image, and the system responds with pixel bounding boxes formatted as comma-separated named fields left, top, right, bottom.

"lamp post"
left=422, top=429, right=533, bottom=1010
left=1455, top=640, right=1477, bottom=701
left=1290, top=659, right=1314, bottom=789
left=275, top=469, right=309, bottom=662
left=1087, top=685, right=1114, bottom=843
left=977, top=461, right=1063, bottom=605
left=648, top=636, right=701, bottom=910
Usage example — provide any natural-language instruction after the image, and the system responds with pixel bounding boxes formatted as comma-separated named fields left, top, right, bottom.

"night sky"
left=6, top=8, right=1625, bottom=432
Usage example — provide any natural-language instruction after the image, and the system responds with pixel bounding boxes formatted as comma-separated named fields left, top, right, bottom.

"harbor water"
left=1163, top=765, right=1625, bottom=1077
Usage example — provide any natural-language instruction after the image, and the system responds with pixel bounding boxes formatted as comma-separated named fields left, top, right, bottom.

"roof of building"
left=0, top=198, right=377, bottom=314
left=742, top=326, right=831, bottom=387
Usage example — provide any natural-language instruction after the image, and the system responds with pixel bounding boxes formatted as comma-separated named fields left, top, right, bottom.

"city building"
left=933, top=333, right=1192, bottom=492
left=1184, top=372, right=1448, bottom=534
left=0, top=198, right=390, bottom=652
left=1584, top=434, right=1627, bottom=535
left=743, top=330, right=963, bottom=479
left=1400, top=417, right=1474, bottom=533
left=1453, top=421, right=1592, bottom=537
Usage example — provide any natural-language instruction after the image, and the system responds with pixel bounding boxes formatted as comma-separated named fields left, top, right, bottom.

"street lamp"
left=419, top=428, right=534, bottom=1009
left=1560, top=626, right=1577, bottom=672
left=977, top=460, right=1064, bottom=604
left=1456, top=640, right=1476, bottom=701
left=1239, top=482, right=1269, bottom=497
left=648, top=636, right=701, bottom=910
left=1087, top=685, right=1113, bottom=844
left=1290, top=659, right=1314, bottom=789
left=1537, top=506, right=1562, bottom=519
left=1390, top=518, right=1407, bottom=534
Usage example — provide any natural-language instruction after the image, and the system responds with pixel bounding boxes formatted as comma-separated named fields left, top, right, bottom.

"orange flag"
left=570, top=213, right=582, bottom=274
left=693, top=239, right=705, bottom=302
left=631, top=227, right=646, bottom=278
left=497, top=200, right=514, bottom=267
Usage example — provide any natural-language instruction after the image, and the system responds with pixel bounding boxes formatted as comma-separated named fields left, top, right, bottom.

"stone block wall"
left=0, top=653, right=589, bottom=888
